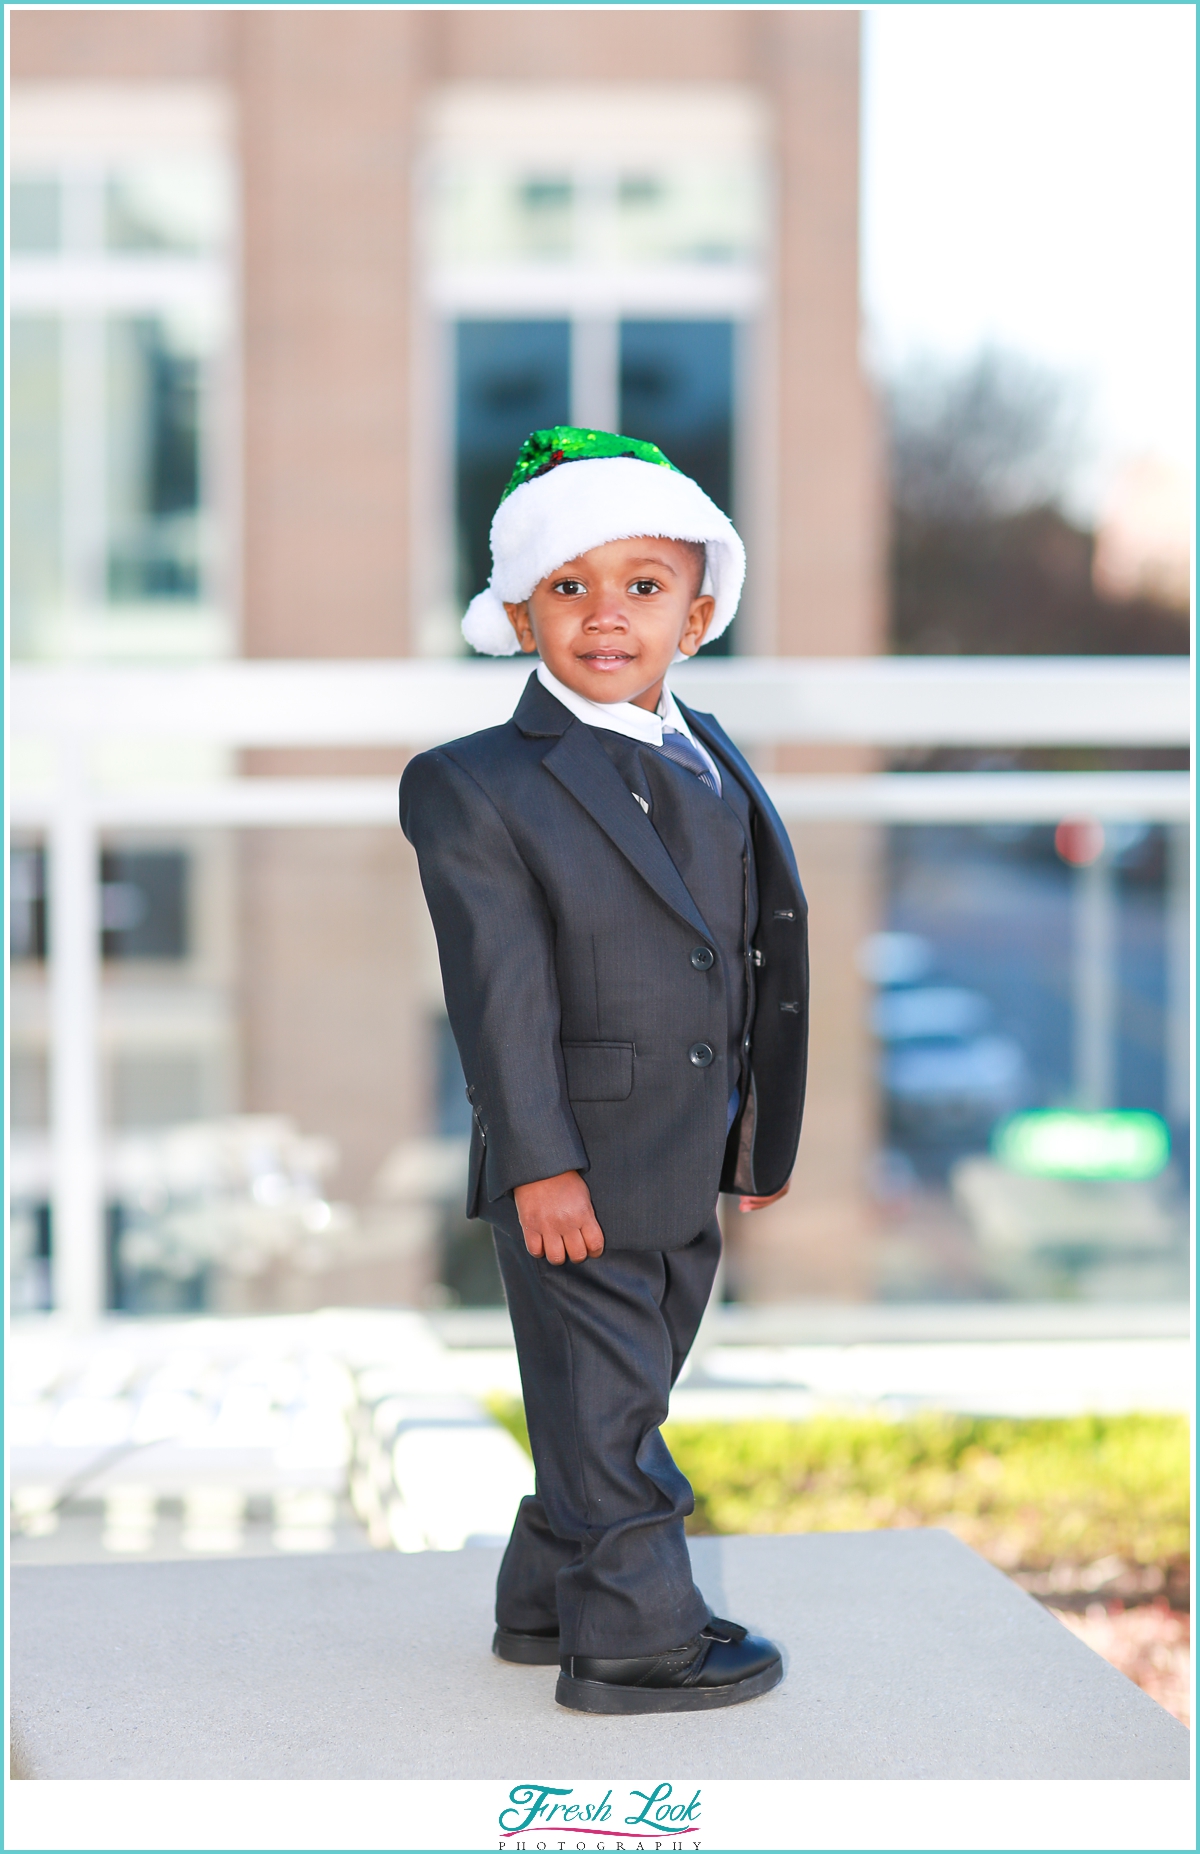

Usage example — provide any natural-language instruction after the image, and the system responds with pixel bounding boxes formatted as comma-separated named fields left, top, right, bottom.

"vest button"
left=690, top=946, right=715, bottom=970
left=688, top=1042, right=715, bottom=1068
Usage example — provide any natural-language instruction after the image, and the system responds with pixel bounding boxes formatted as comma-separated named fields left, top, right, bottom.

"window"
left=871, top=823, right=1189, bottom=1305
left=10, top=319, right=63, bottom=647
left=420, top=86, right=768, bottom=658
left=100, top=849, right=190, bottom=962
left=452, top=316, right=737, bottom=651
left=11, top=174, right=61, bottom=251
left=455, top=321, right=571, bottom=607
left=10, top=846, right=47, bottom=962
left=9, top=90, right=233, bottom=662
left=106, top=318, right=205, bottom=603
left=620, top=320, right=734, bottom=558
left=9, top=844, right=191, bottom=962
left=110, top=1052, right=208, bottom=1128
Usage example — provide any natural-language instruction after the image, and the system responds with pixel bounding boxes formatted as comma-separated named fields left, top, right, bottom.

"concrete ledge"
left=428, top=1301, right=1193, bottom=1348
left=11, top=1530, right=1188, bottom=1779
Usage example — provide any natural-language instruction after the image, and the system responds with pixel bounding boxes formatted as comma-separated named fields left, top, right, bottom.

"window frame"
left=411, top=85, right=774, bottom=658
left=9, top=85, right=239, bottom=664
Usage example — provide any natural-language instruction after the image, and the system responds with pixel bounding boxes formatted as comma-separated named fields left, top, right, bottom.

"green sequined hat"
left=500, top=426, right=679, bottom=501
left=463, top=424, right=744, bottom=655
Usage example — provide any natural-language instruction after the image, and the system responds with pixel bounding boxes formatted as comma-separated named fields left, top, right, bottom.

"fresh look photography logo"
left=498, top=1782, right=702, bottom=1848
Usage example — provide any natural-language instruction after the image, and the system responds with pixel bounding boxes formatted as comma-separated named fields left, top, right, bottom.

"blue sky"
left=862, top=4, right=1194, bottom=518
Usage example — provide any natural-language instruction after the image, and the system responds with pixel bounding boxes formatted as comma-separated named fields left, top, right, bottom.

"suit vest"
left=587, top=727, right=760, bottom=1105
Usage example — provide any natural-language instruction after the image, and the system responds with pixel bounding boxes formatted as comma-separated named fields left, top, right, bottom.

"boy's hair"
left=679, top=539, right=708, bottom=596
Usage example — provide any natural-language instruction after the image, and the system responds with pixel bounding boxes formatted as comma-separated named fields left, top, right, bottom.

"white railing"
left=10, top=656, right=1192, bottom=1324
left=11, top=654, right=1190, bottom=746
left=9, top=769, right=1191, bottom=832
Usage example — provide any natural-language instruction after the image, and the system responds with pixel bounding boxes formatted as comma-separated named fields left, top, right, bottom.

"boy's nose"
left=585, top=594, right=629, bottom=630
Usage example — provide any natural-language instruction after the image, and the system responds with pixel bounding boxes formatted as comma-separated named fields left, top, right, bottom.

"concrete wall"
left=13, top=9, right=886, bottom=1299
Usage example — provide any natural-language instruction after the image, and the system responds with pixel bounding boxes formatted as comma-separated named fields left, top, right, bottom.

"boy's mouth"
left=579, top=649, right=635, bottom=670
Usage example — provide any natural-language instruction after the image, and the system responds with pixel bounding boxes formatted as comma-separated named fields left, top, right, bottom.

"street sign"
left=992, top=1110, right=1171, bottom=1181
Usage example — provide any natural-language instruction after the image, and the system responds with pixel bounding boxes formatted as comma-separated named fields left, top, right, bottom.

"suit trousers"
left=491, top=1218, right=721, bottom=1658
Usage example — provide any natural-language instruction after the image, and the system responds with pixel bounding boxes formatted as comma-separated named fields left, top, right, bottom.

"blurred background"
left=6, top=5, right=1193, bottom=1719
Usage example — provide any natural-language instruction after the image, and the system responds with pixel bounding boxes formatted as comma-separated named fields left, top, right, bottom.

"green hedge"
left=488, top=1400, right=1189, bottom=1571
left=665, top=1413, right=1189, bottom=1570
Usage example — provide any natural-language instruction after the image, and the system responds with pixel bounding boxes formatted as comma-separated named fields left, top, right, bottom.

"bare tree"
left=885, top=349, right=1185, bottom=659
left=887, top=347, right=1084, bottom=523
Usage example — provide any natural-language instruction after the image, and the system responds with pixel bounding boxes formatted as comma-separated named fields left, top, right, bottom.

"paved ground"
left=11, top=1529, right=1188, bottom=1780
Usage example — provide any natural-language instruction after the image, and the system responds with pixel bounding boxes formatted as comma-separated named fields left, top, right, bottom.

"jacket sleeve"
left=399, top=748, right=589, bottom=1202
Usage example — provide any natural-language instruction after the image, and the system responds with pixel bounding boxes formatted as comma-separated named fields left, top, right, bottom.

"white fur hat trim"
left=461, top=456, right=745, bottom=656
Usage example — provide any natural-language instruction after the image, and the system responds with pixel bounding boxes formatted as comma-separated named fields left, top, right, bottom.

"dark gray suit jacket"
left=399, top=673, right=809, bottom=1251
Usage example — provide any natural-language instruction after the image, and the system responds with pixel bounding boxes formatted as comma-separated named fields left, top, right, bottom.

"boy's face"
left=504, top=536, right=715, bottom=712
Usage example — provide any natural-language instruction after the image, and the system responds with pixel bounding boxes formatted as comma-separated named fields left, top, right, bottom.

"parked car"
left=861, top=935, right=1027, bottom=1139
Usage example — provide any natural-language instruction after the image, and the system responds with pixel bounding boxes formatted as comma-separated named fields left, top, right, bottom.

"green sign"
left=992, top=1110, right=1171, bottom=1181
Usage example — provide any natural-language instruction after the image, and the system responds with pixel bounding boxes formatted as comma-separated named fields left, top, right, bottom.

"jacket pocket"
left=562, top=1041, right=635, bottom=1102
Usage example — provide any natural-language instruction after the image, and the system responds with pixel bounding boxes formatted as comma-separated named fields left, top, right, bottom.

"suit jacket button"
left=690, top=946, right=715, bottom=970
left=688, top=1042, right=714, bottom=1067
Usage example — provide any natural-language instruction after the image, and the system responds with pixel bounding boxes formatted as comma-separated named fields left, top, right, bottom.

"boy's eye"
left=552, top=579, right=586, bottom=596
left=629, top=579, right=662, bottom=596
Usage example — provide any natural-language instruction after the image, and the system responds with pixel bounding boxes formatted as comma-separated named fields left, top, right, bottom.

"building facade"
left=11, top=9, right=885, bottom=1308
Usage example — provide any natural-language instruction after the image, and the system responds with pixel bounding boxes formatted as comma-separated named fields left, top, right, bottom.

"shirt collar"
left=535, top=661, right=696, bottom=748
left=534, top=661, right=722, bottom=793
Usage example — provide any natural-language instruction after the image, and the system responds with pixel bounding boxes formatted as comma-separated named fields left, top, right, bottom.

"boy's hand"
left=738, top=1180, right=791, bottom=1213
left=514, top=1171, right=605, bottom=1264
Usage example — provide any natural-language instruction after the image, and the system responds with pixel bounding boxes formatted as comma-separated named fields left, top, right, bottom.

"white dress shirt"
left=535, top=662, right=722, bottom=792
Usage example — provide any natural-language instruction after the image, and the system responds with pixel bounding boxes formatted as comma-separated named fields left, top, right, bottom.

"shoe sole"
left=555, top=1655, right=783, bottom=1714
left=493, top=1629, right=561, bottom=1666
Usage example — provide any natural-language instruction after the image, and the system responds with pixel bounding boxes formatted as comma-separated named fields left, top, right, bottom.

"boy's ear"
left=505, top=601, right=538, bottom=654
left=678, top=594, right=717, bottom=658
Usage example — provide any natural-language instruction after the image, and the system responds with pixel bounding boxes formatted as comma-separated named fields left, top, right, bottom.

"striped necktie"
left=654, top=727, right=721, bottom=795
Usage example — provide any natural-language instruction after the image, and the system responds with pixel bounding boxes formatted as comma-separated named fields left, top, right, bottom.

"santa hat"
left=462, top=426, right=746, bottom=656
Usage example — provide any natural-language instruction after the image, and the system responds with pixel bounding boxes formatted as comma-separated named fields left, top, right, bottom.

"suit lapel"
left=540, top=721, right=714, bottom=941
left=679, top=702, right=802, bottom=885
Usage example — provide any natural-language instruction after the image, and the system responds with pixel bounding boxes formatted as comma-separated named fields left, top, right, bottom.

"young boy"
left=400, top=427, right=808, bottom=1715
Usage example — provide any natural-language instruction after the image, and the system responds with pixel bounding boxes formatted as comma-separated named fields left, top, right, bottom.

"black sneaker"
left=555, top=1617, right=782, bottom=1714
